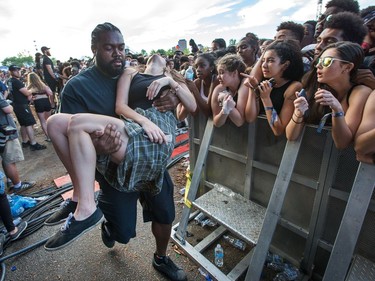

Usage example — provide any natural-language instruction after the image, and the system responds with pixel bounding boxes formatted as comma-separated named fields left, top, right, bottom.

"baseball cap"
left=41, top=46, right=50, bottom=52
left=9, top=65, right=21, bottom=71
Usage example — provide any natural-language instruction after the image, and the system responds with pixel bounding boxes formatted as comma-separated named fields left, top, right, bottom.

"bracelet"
left=332, top=111, right=344, bottom=117
left=291, top=116, right=304, bottom=124
left=293, top=112, right=304, bottom=119
left=265, top=106, right=273, bottom=111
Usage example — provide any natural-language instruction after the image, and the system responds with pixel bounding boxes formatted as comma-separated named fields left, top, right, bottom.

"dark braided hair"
left=91, top=22, right=122, bottom=48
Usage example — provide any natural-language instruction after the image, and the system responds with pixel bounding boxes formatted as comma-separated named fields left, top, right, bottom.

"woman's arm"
left=315, top=86, right=371, bottom=149
left=269, top=81, right=302, bottom=136
left=242, top=74, right=260, bottom=123
left=192, top=79, right=210, bottom=117
left=286, top=90, right=309, bottom=141
left=355, top=90, right=375, bottom=156
left=147, top=75, right=197, bottom=120
left=45, top=85, right=53, bottom=97
left=259, top=81, right=302, bottom=136
left=211, top=85, right=230, bottom=127
left=116, top=69, right=167, bottom=144
left=229, top=83, right=247, bottom=127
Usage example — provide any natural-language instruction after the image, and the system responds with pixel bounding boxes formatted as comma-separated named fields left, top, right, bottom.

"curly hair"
left=265, top=39, right=304, bottom=81
left=360, top=5, right=375, bottom=17
left=325, top=0, right=360, bottom=14
left=276, top=21, right=305, bottom=42
left=324, top=11, right=367, bottom=45
left=217, top=54, right=246, bottom=75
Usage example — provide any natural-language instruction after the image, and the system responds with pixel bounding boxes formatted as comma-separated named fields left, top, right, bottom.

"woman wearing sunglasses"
left=286, top=41, right=372, bottom=149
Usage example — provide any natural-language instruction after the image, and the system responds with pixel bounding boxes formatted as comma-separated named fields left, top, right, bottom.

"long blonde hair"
left=27, top=72, right=46, bottom=92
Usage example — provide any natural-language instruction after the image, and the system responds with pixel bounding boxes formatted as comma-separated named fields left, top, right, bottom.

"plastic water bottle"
left=223, top=235, right=246, bottom=251
left=12, top=206, right=25, bottom=217
left=13, top=217, right=22, bottom=226
left=214, top=244, right=224, bottom=267
left=184, top=65, right=194, bottom=81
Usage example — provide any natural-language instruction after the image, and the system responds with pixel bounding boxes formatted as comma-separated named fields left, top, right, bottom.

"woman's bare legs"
left=47, top=113, right=128, bottom=221
left=37, top=111, right=50, bottom=139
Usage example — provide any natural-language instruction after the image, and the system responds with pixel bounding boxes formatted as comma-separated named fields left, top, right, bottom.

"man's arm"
left=152, top=91, right=180, bottom=112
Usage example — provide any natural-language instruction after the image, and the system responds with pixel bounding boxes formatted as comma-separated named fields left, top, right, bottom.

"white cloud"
left=0, top=0, right=372, bottom=62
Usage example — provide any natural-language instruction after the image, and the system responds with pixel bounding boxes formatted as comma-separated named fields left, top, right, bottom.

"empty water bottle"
left=184, top=65, right=194, bottom=81
left=273, top=264, right=299, bottom=281
left=214, top=244, right=224, bottom=267
left=13, top=217, right=22, bottom=226
left=267, top=253, right=285, bottom=272
left=223, top=234, right=246, bottom=251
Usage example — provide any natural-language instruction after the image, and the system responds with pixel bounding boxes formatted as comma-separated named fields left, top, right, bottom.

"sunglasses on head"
left=318, top=14, right=332, bottom=22
left=315, top=56, right=351, bottom=68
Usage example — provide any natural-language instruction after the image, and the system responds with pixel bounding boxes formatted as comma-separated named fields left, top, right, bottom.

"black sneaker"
left=44, top=208, right=103, bottom=251
left=22, top=141, right=30, bottom=148
left=0, top=233, right=5, bottom=255
left=152, top=253, right=187, bottom=281
left=101, top=221, right=115, bottom=248
left=44, top=199, right=78, bottom=226
left=10, top=221, right=28, bottom=241
left=13, top=181, right=36, bottom=193
left=30, top=142, right=47, bottom=151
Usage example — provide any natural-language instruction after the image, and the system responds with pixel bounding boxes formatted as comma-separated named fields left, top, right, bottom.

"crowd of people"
left=0, top=0, right=374, bottom=280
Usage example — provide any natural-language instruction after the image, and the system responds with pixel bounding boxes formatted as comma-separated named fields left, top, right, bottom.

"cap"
left=41, top=46, right=50, bottom=52
left=9, top=65, right=21, bottom=71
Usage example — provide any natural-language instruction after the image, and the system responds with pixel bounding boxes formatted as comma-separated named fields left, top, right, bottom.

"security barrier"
left=171, top=113, right=375, bottom=281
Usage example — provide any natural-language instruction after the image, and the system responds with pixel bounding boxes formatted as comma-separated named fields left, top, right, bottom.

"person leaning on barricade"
left=242, top=39, right=304, bottom=136
left=211, top=54, right=248, bottom=128
left=286, top=42, right=372, bottom=150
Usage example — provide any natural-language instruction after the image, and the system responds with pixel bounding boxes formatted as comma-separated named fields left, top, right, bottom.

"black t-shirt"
left=42, top=55, right=55, bottom=82
left=8, top=77, right=29, bottom=105
left=60, top=66, right=118, bottom=117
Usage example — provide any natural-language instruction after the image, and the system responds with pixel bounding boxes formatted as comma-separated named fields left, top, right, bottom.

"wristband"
left=173, top=84, right=181, bottom=95
left=265, top=106, right=273, bottom=111
left=332, top=111, right=344, bottom=117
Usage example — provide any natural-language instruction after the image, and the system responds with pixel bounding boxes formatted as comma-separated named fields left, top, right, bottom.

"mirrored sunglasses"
left=315, top=56, right=351, bottom=68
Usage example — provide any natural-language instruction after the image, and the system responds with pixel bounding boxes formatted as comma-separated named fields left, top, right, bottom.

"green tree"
left=228, top=39, right=237, bottom=46
left=1, top=54, right=34, bottom=67
left=150, top=49, right=167, bottom=56
left=140, top=49, right=148, bottom=57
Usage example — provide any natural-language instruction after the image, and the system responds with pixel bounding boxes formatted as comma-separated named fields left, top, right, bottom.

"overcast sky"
left=0, top=0, right=372, bottom=62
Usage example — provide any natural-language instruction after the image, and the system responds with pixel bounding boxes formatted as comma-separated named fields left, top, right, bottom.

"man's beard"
left=96, top=56, right=125, bottom=77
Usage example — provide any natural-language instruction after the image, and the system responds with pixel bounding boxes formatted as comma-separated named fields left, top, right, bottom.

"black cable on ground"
left=0, top=237, right=50, bottom=281
left=0, top=182, right=74, bottom=279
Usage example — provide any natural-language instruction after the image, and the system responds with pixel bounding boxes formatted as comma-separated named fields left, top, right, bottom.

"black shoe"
left=101, top=221, right=115, bottom=248
left=45, top=199, right=78, bottom=226
left=30, top=142, right=47, bottom=151
left=152, top=253, right=187, bottom=281
left=22, top=141, right=30, bottom=148
left=0, top=233, right=5, bottom=255
left=44, top=208, right=103, bottom=251
left=13, top=181, right=36, bottom=193
left=10, top=221, right=28, bottom=241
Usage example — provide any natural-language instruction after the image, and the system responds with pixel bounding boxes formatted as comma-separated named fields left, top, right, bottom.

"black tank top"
left=259, top=80, right=293, bottom=115
left=128, top=73, right=169, bottom=109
